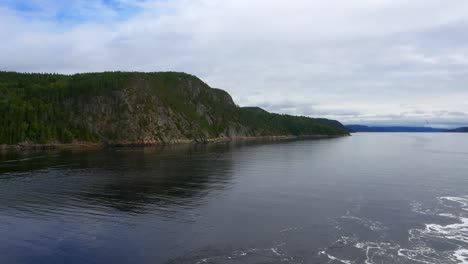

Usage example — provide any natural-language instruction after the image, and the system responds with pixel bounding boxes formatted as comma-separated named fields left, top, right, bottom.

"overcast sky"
left=1, top=0, right=468, bottom=128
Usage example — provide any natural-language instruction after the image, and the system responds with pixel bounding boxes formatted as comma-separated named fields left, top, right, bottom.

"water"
left=0, top=133, right=467, bottom=264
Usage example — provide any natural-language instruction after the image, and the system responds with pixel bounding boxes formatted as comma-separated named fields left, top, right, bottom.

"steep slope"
left=0, top=71, right=349, bottom=145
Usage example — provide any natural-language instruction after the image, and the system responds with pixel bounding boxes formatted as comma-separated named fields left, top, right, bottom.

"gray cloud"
left=1, top=0, right=468, bottom=128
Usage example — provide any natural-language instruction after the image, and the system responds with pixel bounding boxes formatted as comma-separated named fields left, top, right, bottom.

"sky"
left=1, top=0, right=468, bottom=128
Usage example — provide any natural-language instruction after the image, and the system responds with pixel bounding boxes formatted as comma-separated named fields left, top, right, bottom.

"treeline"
left=0, top=72, right=117, bottom=144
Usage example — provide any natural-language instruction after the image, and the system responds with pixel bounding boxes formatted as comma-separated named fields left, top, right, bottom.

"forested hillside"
left=0, top=71, right=349, bottom=145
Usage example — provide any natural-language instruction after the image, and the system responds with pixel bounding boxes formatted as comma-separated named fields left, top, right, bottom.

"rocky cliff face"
left=68, top=79, right=191, bottom=144
left=66, top=75, right=250, bottom=145
left=0, top=71, right=350, bottom=145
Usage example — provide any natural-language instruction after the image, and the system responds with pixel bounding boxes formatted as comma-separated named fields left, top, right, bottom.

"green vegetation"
left=0, top=71, right=349, bottom=145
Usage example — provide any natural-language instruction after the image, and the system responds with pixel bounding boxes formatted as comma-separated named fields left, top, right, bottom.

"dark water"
left=1, top=133, right=468, bottom=264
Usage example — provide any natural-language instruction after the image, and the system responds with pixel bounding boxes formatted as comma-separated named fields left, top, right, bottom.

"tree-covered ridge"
left=449, top=127, right=468, bottom=132
left=0, top=71, right=349, bottom=145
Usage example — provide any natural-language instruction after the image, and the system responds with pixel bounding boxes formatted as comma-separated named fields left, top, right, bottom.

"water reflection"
left=0, top=143, right=235, bottom=216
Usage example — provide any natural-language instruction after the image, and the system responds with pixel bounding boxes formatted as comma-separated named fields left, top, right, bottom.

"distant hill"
left=448, top=127, right=468, bottom=132
left=0, top=71, right=349, bottom=146
left=346, top=125, right=448, bottom=133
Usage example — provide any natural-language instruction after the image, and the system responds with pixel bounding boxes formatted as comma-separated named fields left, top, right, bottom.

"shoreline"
left=0, top=134, right=349, bottom=152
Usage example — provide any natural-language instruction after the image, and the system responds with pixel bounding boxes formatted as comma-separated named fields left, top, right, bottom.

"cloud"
left=1, top=0, right=468, bottom=128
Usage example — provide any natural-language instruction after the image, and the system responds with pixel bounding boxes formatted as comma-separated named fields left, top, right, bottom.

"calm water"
left=1, top=133, right=468, bottom=264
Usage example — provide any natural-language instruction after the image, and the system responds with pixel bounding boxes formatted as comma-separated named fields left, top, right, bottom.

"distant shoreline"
left=346, top=125, right=468, bottom=133
left=0, top=134, right=349, bottom=152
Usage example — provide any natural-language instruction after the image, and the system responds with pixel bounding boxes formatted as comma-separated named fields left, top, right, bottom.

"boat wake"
left=168, top=196, right=468, bottom=263
left=320, top=196, right=468, bottom=264
left=167, top=242, right=304, bottom=264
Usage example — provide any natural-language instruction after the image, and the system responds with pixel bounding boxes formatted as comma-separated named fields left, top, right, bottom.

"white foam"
left=319, top=251, right=353, bottom=264
left=279, top=226, right=302, bottom=233
left=454, top=249, right=468, bottom=264
left=192, top=243, right=303, bottom=264
left=423, top=217, right=468, bottom=243
left=439, top=213, right=458, bottom=218
left=411, top=201, right=433, bottom=215
left=403, top=195, right=468, bottom=263
left=440, top=196, right=468, bottom=211
left=341, top=213, right=387, bottom=232
left=270, top=247, right=281, bottom=256
left=354, top=241, right=399, bottom=264
left=397, top=247, right=446, bottom=264
left=324, top=195, right=468, bottom=264
left=338, top=236, right=356, bottom=245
